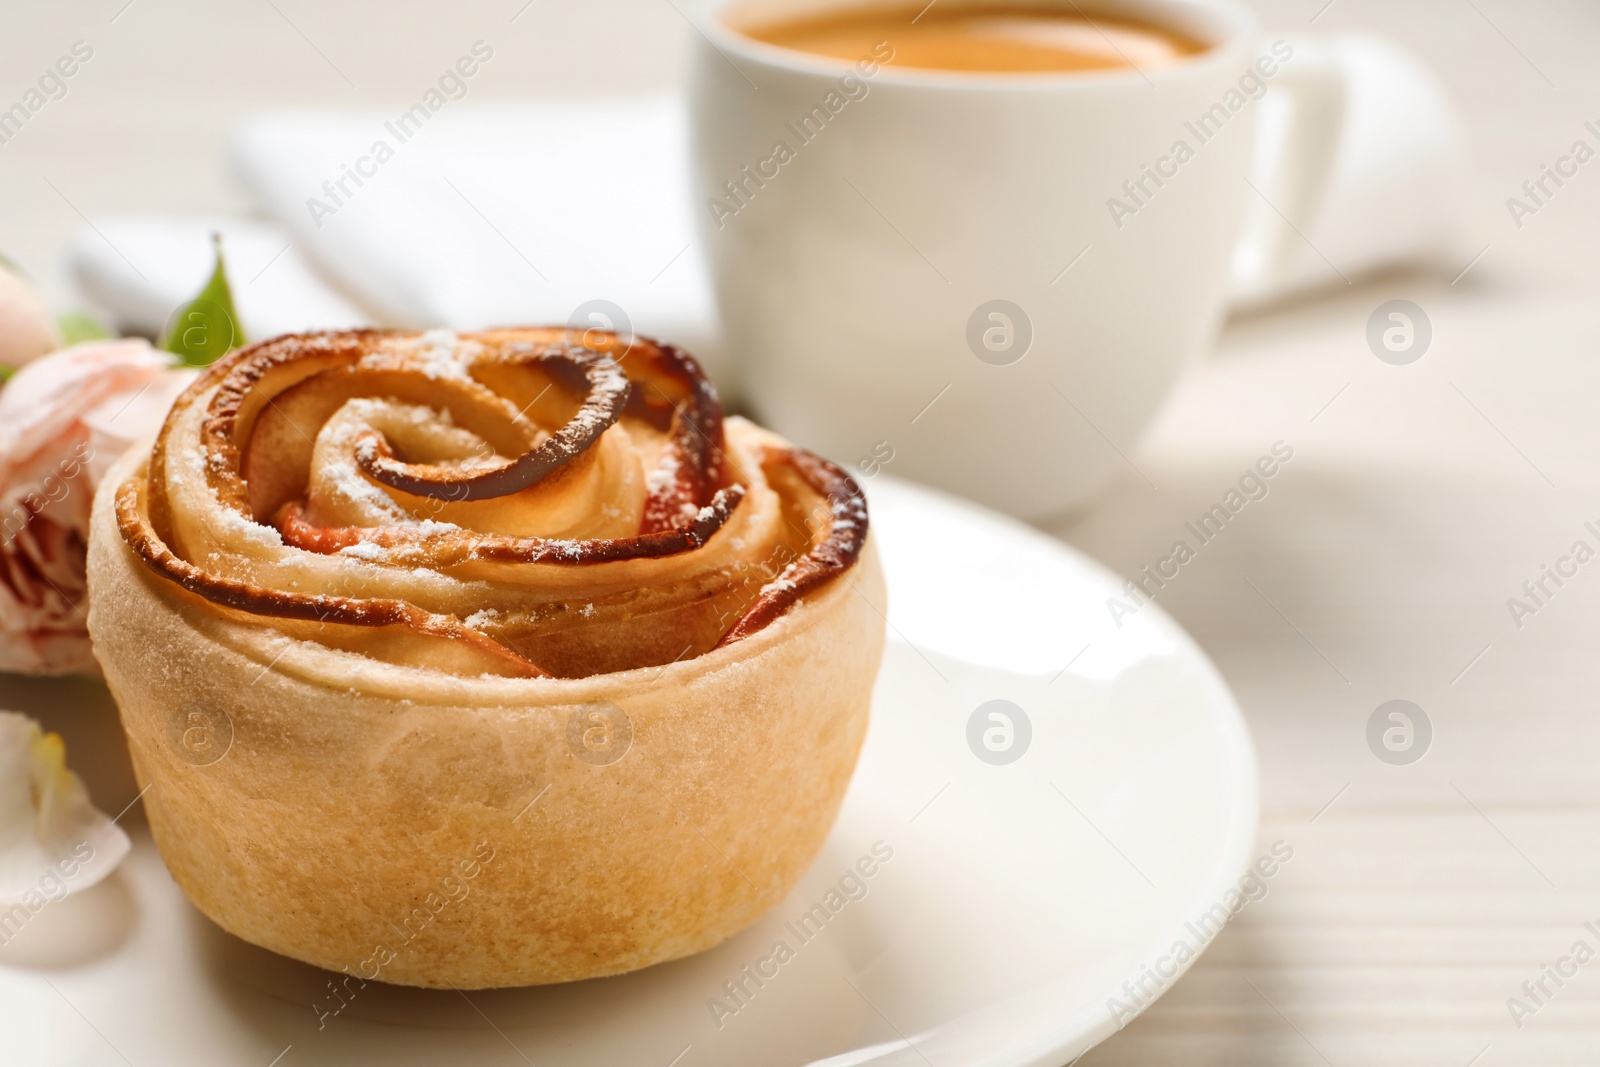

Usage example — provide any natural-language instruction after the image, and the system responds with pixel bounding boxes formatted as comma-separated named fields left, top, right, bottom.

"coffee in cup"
left=738, top=2, right=1205, bottom=74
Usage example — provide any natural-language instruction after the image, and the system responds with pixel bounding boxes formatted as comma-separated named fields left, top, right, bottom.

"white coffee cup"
left=689, top=0, right=1353, bottom=517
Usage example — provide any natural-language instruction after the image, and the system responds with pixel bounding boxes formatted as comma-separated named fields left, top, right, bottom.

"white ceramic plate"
left=3, top=476, right=1257, bottom=1067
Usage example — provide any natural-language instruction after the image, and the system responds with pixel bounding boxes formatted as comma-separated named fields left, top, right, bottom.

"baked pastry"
left=87, top=327, right=884, bottom=988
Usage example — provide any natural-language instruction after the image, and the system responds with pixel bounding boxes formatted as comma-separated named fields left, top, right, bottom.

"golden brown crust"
left=715, top=448, right=869, bottom=647
left=354, top=347, right=631, bottom=501
left=115, top=328, right=867, bottom=679
left=269, top=484, right=748, bottom=563
left=113, top=477, right=546, bottom=678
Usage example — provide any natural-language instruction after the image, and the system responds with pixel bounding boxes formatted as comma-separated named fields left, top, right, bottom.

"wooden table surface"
left=4, top=0, right=1599, bottom=1063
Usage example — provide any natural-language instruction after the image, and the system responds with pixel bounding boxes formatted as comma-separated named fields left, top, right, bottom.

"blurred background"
left=0, top=0, right=1592, bottom=305
left=6, top=0, right=1600, bottom=1062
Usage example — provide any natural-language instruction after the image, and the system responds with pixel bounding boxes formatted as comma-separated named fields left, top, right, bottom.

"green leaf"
left=161, top=233, right=246, bottom=367
left=0, top=365, right=14, bottom=383
left=56, top=311, right=114, bottom=346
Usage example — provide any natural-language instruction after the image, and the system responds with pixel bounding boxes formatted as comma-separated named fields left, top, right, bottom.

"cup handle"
left=1228, top=37, right=1348, bottom=303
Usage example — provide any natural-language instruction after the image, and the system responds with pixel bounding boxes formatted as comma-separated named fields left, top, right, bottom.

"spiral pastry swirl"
left=111, top=327, right=867, bottom=679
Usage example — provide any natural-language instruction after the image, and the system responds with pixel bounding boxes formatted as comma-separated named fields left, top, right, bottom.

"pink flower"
left=0, top=340, right=195, bottom=674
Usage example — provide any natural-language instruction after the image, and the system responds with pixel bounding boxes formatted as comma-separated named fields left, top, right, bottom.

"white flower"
left=0, top=711, right=130, bottom=908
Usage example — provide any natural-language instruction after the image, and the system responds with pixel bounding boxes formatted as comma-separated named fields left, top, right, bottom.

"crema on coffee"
left=739, top=3, right=1205, bottom=74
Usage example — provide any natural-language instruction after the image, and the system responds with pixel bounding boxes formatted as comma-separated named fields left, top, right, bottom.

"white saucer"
left=4, top=476, right=1257, bottom=1067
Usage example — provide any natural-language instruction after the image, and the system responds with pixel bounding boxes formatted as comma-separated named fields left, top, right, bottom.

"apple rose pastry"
left=86, top=327, right=885, bottom=988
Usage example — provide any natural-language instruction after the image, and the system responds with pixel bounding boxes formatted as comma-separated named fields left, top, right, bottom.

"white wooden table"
left=3, top=0, right=1597, bottom=1062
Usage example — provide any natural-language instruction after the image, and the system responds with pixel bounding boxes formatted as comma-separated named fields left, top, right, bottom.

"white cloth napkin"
left=228, top=96, right=726, bottom=381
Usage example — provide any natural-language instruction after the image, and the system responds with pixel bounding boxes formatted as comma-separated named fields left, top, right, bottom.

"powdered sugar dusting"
left=645, top=448, right=681, bottom=494
left=323, top=454, right=409, bottom=520
left=208, top=487, right=284, bottom=547
left=414, top=329, right=472, bottom=381
left=760, top=560, right=804, bottom=597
